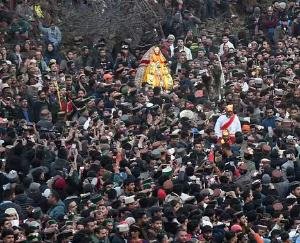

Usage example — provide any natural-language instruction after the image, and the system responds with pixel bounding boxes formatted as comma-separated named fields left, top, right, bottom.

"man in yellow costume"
left=135, top=46, right=173, bottom=90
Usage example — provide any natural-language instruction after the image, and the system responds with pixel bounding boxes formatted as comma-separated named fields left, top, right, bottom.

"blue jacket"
left=39, top=22, right=62, bottom=46
left=48, top=200, right=66, bottom=220
left=262, top=116, right=276, bottom=130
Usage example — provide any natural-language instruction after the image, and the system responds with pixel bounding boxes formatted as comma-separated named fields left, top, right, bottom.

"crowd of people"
left=0, top=0, right=299, bottom=242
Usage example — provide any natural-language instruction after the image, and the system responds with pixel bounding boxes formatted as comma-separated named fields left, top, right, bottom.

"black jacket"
left=14, top=193, right=34, bottom=218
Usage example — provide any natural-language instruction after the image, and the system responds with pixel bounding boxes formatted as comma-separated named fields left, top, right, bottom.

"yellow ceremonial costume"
left=135, top=46, right=173, bottom=90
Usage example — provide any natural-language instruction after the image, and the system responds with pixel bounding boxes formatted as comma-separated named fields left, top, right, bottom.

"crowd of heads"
left=0, top=0, right=299, bottom=242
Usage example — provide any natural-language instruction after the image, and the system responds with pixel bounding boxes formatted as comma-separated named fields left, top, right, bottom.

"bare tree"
left=58, top=0, right=166, bottom=48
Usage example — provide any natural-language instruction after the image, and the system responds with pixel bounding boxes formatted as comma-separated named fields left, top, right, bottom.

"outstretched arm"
left=38, top=21, right=48, bottom=34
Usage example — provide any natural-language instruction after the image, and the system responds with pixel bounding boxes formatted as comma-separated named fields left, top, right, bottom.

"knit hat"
left=29, top=182, right=41, bottom=193
left=53, top=177, right=67, bottom=190
left=262, top=174, right=271, bottom=186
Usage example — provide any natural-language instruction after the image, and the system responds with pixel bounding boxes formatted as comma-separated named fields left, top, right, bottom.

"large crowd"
left=0, top=0, right=299, bottom=242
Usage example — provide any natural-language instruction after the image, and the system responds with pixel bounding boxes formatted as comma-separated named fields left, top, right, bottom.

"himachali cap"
left=179, top=110, right=195, bottom=120
left=143, top=178, right=153, bottom=189
left=202, top=220, right=213, bottom=229
left=125, top=217, right=136, bottom=226
left=162, top=166, right=173, bottom=176
left=167, top=34, right=175, bottom=40
left=124, top=195, right=135, bottom=205
left=117, top=222, right=130, bottom=232
left=180, top=193, right=195, bottom=203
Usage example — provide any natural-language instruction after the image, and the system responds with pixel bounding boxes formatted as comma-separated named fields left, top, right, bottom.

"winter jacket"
left=14, top=193, right=34, bottom=218
left=47, top=200, right=66, bottom=220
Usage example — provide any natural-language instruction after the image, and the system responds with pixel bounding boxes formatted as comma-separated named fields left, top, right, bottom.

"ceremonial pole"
left=216, top=54, right=225, bottom=101
left=54, top=80, right=62, bottom=110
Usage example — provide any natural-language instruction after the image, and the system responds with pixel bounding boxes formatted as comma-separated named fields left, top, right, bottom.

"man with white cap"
left=0, top=189, right=24, bottom=220
left=124, top=195, right=138, bottom=210
left=214, top=104, right=242, bottom=144
left=167, top=34, right=176, bottom=57
left=110, top=222, right=129, bottom=243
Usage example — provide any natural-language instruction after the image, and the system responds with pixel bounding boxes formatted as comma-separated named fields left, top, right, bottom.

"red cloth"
left=140, top=59, right=150, bottom=65
left=66, top=101, right=73, bottom=113
left=60, top=100, right=67, bottom=112
left=220, top=115, right=236, bottom=131
left=157, top=188, right=166, bottom=200
left=208, top=150, right=214, bottom=163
